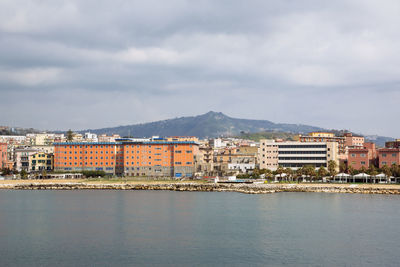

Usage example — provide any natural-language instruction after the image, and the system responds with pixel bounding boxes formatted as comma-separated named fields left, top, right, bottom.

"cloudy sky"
left=0, top=0, right=399, bottom=136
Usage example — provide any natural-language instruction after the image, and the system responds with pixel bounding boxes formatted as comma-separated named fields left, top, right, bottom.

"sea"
left=0, top=190, right=399, bottom=266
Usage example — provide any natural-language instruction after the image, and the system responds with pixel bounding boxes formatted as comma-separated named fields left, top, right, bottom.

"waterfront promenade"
left=1, top=180, right=400, bottom=194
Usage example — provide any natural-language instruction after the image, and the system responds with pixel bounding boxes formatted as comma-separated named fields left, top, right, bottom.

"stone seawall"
left=1, top=182, right=400, bottom=195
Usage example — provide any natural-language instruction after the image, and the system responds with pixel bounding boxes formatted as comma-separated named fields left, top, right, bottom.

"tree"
left=348, top=165, right=357, bottom=176
left=317, top=166, right=328, bottom=178
left=284, top=168, right=294, bottom=181
left=328, top=160, right=338, bottom=177
left=359, top=166, right=368, bottom=174
left=339, top=162, right=347, bottom=173
left=303, top=165, right=316, bottom=181
left=380, top=165, right=392, bottom=177
left=20, top=170, right=28, bottom=179
left=367, top=165, right=378, bottom=176
left=390, top=164, right=399, bottom=177
left=1, top=168, right=12, bottom=175
left=67, top=129, right=74, bottom=142
left=41, top=170, right=47, bottom=179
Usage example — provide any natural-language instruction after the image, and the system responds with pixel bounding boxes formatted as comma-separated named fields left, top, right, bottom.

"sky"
left=0, top=0, right=399, bottom=137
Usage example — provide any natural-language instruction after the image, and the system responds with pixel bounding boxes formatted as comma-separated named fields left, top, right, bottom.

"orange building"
left=0, top=142, right=7, bottom=169
left=54, top=140, right=198, bottom=177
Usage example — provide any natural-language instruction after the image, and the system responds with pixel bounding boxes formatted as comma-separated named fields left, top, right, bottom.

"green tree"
left=380, top=165, right=392, bottom=177
left=339, top=161, right=347, bottom=173
left=303, top=165, right=316, bottom=181
left=367, top=164, right=378, bottom=176
left=390, top=164, right=399, bottom=177
left=317, top=166, right=328, bottom=178
left=348, top=165, right=357, bottom=176
left=67, top=129, right=74, bottom=142
left=328, top=160, right=338, bottom=177
left=359, top=166, right=368, bottom=174
left=284, top=168, right=294, bottom=181
left=20, top=170, right=28, bottom=179
left=41, top=170, right=47, bottom=179
left=1, top=168, right=12, bottom=175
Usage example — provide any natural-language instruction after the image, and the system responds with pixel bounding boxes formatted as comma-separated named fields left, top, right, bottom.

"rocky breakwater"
left=0, top=182, right=399, bottom=195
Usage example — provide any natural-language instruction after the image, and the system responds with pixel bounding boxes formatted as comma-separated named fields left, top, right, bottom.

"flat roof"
left=54, top=141, right=198, bottom=146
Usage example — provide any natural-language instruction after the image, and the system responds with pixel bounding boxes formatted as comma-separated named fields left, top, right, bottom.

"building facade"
left=299, top=132, right=346, bottom=154
left=378, top=148, right=400, bottom=168
left=343, top=133, right=364, bottom=147
left=54, top=140, right=198, bottom=177
left=14, top=148, right=39, bottom=172
left=347, top=142, right=377, bottom=170
left=259, top=140, right=339, bottom=170
left=30, top=152, right=53, bottom=172
left=0, top=143, right=7, bottom=169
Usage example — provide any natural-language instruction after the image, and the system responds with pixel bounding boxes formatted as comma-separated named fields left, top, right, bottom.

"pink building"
left=378, top=148, right=400, bottom=168
left=343, top=133, right=364, bottom=148
left=347, top=142, right=376, bottom=170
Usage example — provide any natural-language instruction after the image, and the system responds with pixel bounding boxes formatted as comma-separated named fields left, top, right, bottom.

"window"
left=361, top=161, right=366, bottom=165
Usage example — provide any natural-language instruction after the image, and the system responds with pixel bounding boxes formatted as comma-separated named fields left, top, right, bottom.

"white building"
left=84, top=132, right=98, bottom=142
left=259, top=140, right=339, bottom=170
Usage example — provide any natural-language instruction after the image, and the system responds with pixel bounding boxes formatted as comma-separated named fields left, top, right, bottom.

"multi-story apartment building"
left=194, top=144, right=214, bottom=176
left=0, top=142, right=7, bottom=169
left=14, top=147, right=39, bottom=172
left=347, top=142, right=377, bottom=170
left=343, top=133, right=364, bottom=147
left=299, top=132, right=346, bottom=154
left=213, top=145, right=258, bottom=175
left=258, top=139, right=279, bottom=170
left=30, top=152, right=53, bottom=172
left=385, top=139, right=400, bottom=149
left=259, top=140, right=339, bottom=170
left=378, top=148, right=400, bottom=168
left=54, top=140, right=198, bottom=177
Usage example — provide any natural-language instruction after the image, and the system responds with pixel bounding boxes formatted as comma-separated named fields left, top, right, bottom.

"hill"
left=81, top=111, right=325, bottom=139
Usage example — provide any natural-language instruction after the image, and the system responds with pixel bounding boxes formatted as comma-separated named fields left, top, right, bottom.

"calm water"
left=0, top=191, right=399, bottom=266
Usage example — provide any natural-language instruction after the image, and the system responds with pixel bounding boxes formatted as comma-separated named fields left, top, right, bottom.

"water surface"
left=0, top=191, right=399, bottom=266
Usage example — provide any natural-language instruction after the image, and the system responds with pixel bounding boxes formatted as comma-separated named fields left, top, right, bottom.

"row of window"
left=278, top=145, right=326, bottom=149
left=381, top=153, right=398, bottom=157
left=280, top=163, right=327, bottom=168
left=279, top=151, right=326, bottom=154
left=278, top=157, right=327, bottom=161
left=381, top=162, right=397, bottom=165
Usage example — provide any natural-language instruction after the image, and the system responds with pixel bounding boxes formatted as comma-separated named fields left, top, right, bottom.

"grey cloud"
left=0, top=0, right=399, bottom=136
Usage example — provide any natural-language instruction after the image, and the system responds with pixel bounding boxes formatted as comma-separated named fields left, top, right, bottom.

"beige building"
left=31, top=145, right=55, bottom=154
left=258, top=140, right=339, bottom=171
left=258, top=139, right=279, bottom=170
left=194, top=145, right=214, bottom=176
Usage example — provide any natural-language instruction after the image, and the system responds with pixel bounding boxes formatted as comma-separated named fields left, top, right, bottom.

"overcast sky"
left=0, top=0, right=399, bottom=137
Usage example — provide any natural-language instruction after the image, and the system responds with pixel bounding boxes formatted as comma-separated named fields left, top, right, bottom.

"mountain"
left=364, top=135, right=395, bottom=148
left=81, top=111, right=326, bottom=139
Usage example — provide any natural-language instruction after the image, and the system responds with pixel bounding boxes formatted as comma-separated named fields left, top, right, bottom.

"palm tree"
left=317, top=166, right=328, bottom=179
left=328, top=160, right=338, bottom=177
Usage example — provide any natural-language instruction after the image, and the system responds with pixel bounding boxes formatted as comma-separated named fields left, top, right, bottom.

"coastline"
left=1, top=180, right=400, bottom=194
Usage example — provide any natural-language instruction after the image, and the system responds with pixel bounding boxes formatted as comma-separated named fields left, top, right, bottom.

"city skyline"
left=1, top=0, right=400, bottom=136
